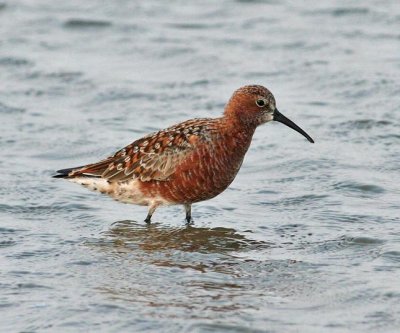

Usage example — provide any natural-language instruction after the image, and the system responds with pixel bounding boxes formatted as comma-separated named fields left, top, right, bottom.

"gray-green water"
left=1, top=0, right=400, bottom=332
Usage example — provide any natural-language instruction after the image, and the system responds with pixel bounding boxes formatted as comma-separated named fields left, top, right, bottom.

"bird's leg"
left=184, top=204, right=192, bottom=224
left=144, top=214, right=152, bottom=224
left=144, top=204, right=158, bottom=224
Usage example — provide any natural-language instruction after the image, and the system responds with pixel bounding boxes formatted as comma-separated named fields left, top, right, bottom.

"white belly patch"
left=69, top=177, right=167, bottom=206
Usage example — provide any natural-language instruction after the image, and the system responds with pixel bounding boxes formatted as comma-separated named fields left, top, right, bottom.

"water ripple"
left=63, top=18, right=112, bottom=29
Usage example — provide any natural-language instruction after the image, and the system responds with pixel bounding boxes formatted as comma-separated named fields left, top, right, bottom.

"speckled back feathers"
left=68, top=118, right=222, bottom=182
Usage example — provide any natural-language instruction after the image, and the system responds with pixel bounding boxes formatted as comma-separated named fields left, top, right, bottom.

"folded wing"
left=58, top=119, right=211, bottom=182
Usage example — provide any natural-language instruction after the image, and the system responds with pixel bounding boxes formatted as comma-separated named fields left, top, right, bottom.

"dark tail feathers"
left=52, top=164, right=89, bottom=178
left=53, top=165, right=102, bottom=179
left=52, top=167, right=76, bottom=178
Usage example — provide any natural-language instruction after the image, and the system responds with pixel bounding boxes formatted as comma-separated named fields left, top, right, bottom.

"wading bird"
left=54, top=85, right=314, bottom=223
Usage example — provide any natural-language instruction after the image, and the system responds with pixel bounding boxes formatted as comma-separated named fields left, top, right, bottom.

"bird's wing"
left=66, top=119, right=212, bottom=182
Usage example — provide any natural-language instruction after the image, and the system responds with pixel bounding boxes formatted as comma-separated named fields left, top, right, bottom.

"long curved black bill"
left=273, top=109, right=314, bottom=143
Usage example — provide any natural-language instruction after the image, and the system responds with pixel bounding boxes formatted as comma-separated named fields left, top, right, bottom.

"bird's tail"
left=52, top=167, right=76, bottom=178
left=52, top=166, right=87, bottom=179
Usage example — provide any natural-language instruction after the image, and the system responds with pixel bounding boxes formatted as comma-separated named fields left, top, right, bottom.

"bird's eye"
left=256, top=99, right=265, bottom=107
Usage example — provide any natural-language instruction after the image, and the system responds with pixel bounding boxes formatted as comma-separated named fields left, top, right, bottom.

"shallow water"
left=1, top=0, right=400, bottom=332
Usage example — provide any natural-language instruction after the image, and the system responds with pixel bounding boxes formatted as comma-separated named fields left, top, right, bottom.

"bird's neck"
left=221, top=115, right=257, bottom=151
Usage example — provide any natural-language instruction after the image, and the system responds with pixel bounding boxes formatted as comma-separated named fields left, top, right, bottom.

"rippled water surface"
left=1, top=0, right=400, bottom=332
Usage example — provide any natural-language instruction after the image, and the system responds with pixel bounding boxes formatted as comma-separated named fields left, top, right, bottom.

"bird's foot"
left=185, top=217, right=194, bottom=225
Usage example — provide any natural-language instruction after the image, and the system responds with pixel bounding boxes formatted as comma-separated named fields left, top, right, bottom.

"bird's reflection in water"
left=103, top=220, right=269, bottom=256
left=94, top=221, right=279, bottom=311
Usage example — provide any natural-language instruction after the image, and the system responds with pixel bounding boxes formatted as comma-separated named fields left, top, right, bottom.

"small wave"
left=168, top=22, right=223, bottom=30
left=380, top=250, right=400, bottom=263
left=0, top=56, right=33, bottom=67
left=93, top=89, right=158, bottom=103
left=308, top=7, right=370, bottom=17
left=311, top=235, right=385, bottom=257
left=64, top=18, right=112, bottom=29
left=0, top=102, right=25, bottom=114
left=236, top=0, right=277, bottom=4
left=15, top=283, right=52, bottom=290
left=331, top=7, right=370, bottom=16
left=25, top=71, right=83, bottom=83
left=0, top=240, right=16, bottom=248
left=333, top=181, right=385, bottom=195
left=334, top=119, right=392, bottom=130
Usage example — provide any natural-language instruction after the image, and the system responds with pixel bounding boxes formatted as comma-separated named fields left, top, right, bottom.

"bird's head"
left=224, top=85, right=314, bottom=143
